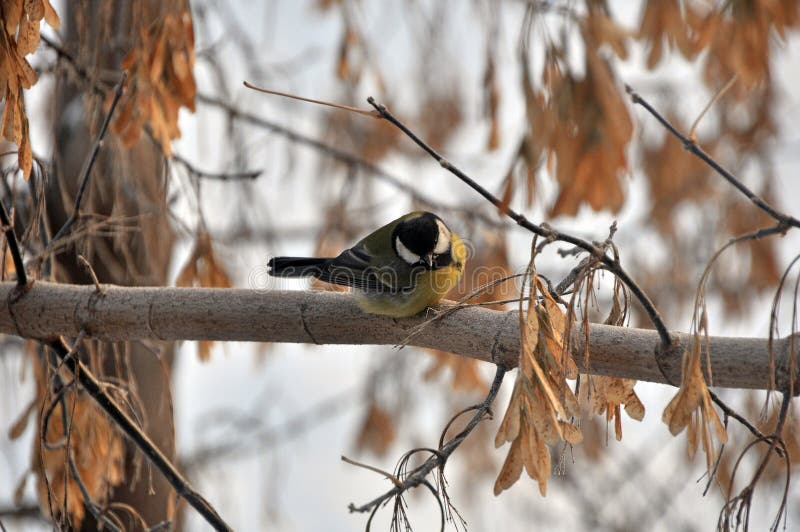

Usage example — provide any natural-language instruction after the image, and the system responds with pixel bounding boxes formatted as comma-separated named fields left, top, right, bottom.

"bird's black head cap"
left=394, top=212, right=440, bottom=256
left=392, top=212, right=453, bottom=268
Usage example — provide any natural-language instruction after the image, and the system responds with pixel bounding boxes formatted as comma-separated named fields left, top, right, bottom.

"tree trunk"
left=41, top=1, right=177, bottom=527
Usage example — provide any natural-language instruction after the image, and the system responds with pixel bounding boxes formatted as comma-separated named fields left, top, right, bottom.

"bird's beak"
left=423, top=253, right=434, bottom=268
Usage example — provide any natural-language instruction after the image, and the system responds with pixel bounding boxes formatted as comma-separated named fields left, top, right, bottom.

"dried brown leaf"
left=423, top=349, right=487, bottom=393
left=34, top=383, right=125, bottom=527
left=113, top=7, right=196, bottom=154
left=662, top=341, right=727, bottom=472
left=495, top=378, right=522, bottom=447
left=638, top=0, right=699, bottom=68
left=356, top=404, right=396, bottom=456
left=493, top=270, right=582, bottom=496
left=493, top=436, right=523, bottom=496
left=42, top=0, right=60, bottom=29
left=483, top=49, right=500, bottom=151
left=583, top=8, right=630, bottom=60
left=0, top=0, right=58, bottom=178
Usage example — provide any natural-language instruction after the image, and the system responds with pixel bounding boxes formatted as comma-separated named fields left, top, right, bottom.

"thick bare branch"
left=0, top=282, right=796, bottom=391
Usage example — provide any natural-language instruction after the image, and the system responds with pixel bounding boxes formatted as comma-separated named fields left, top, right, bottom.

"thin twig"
left=688, top=75, right=738, bottom=141
left=626, top=84, right=800, bottom=231
left=341, top=456, right=403, bottom=487
left=244, top=81, right=380, bottom=118
left=708, top=390, right=783, bottom=457
left=49, top=73, right=127, bottom=246
left=76, top=255, right=102, bottom=293
left=0, top=200, right=27, bottom=288
left=46, top=338, right=232, bottom=532
left=171, top=152, right=262, bottom=181
left=195, top=92, right=500, bottom=225
left=348, top=366, right=506, bottom=516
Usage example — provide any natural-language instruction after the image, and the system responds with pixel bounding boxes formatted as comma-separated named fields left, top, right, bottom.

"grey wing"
left=317, top=245, right=397, bottom=292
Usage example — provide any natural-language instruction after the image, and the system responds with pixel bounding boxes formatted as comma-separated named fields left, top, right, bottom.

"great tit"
left=268, top=211, right=466, bottom=317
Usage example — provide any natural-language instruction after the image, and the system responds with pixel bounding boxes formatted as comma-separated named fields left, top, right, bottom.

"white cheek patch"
left=433, top=220, right=451, bottom=255
left=395, top=236, right=421, bottom=265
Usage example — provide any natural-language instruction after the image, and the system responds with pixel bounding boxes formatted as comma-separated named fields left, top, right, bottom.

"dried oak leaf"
left=113, top=8, right=196, bottom=155
left=0, top=0, right=59, bottom=178
left=176, top=232, right=232, bottom=360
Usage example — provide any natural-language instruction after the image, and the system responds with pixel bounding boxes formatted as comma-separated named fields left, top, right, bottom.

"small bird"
left=268, top=211, right=466, bottom=317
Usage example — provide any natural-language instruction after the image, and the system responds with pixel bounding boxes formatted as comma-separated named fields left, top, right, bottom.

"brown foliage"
left=642, top=116, right=715, bottom=235
left=696, top=1, right=799, bottom=91
left=506, top=7, right=635, bottom=218
left=113, top=4, right=196, bottom=154
left=0, top=0, right=60, bottom=178
left=29, top=346, right=125, bottom=527
left=355, top=403, right=396, bottom=456
left=494, top=276, right=581, bottom=496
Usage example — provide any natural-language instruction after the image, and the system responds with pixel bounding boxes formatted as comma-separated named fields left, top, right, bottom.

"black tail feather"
left=268, top=257, right=329, bottom=277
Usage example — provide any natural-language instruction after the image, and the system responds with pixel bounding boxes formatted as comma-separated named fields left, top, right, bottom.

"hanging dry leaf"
left=494, top=272, right=581, bottom=496
left=719, top=194, right=782, bottom=314
left=355, top=403, right=396, bottom=456
left=582, top=7, right=630, bottom=60
left=584, top=376, right=645, bottom=441
left=0, top=0, right=59, bottom=178
left=113, top=4, right=196, bottom=154
left=662, top=339, right=728, bottom=473
left=32, top=352, right=124, bottom=527
left=642, top=114, right=715, bottom=236
left=493, top=435, right=524, bottom=495
left=500, top=46, right=552, bottom=212
left=8, top=398, right=36, bottom=439
left=536, top=38, right=632, bottom=217
left=694, top=2, right=799, bottom=93
left=176, top=232, right=232, bottom=360
left=424, top=349, right=487, bottom=393
left=483, top=47, right=500, bottom=151
left=327, top=107, right=402, bottom=164
left=638, top=0, right=700, bottom=69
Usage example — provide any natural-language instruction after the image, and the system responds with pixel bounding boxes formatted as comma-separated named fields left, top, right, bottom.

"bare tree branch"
left=0, top=281, right=796, bottom=391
